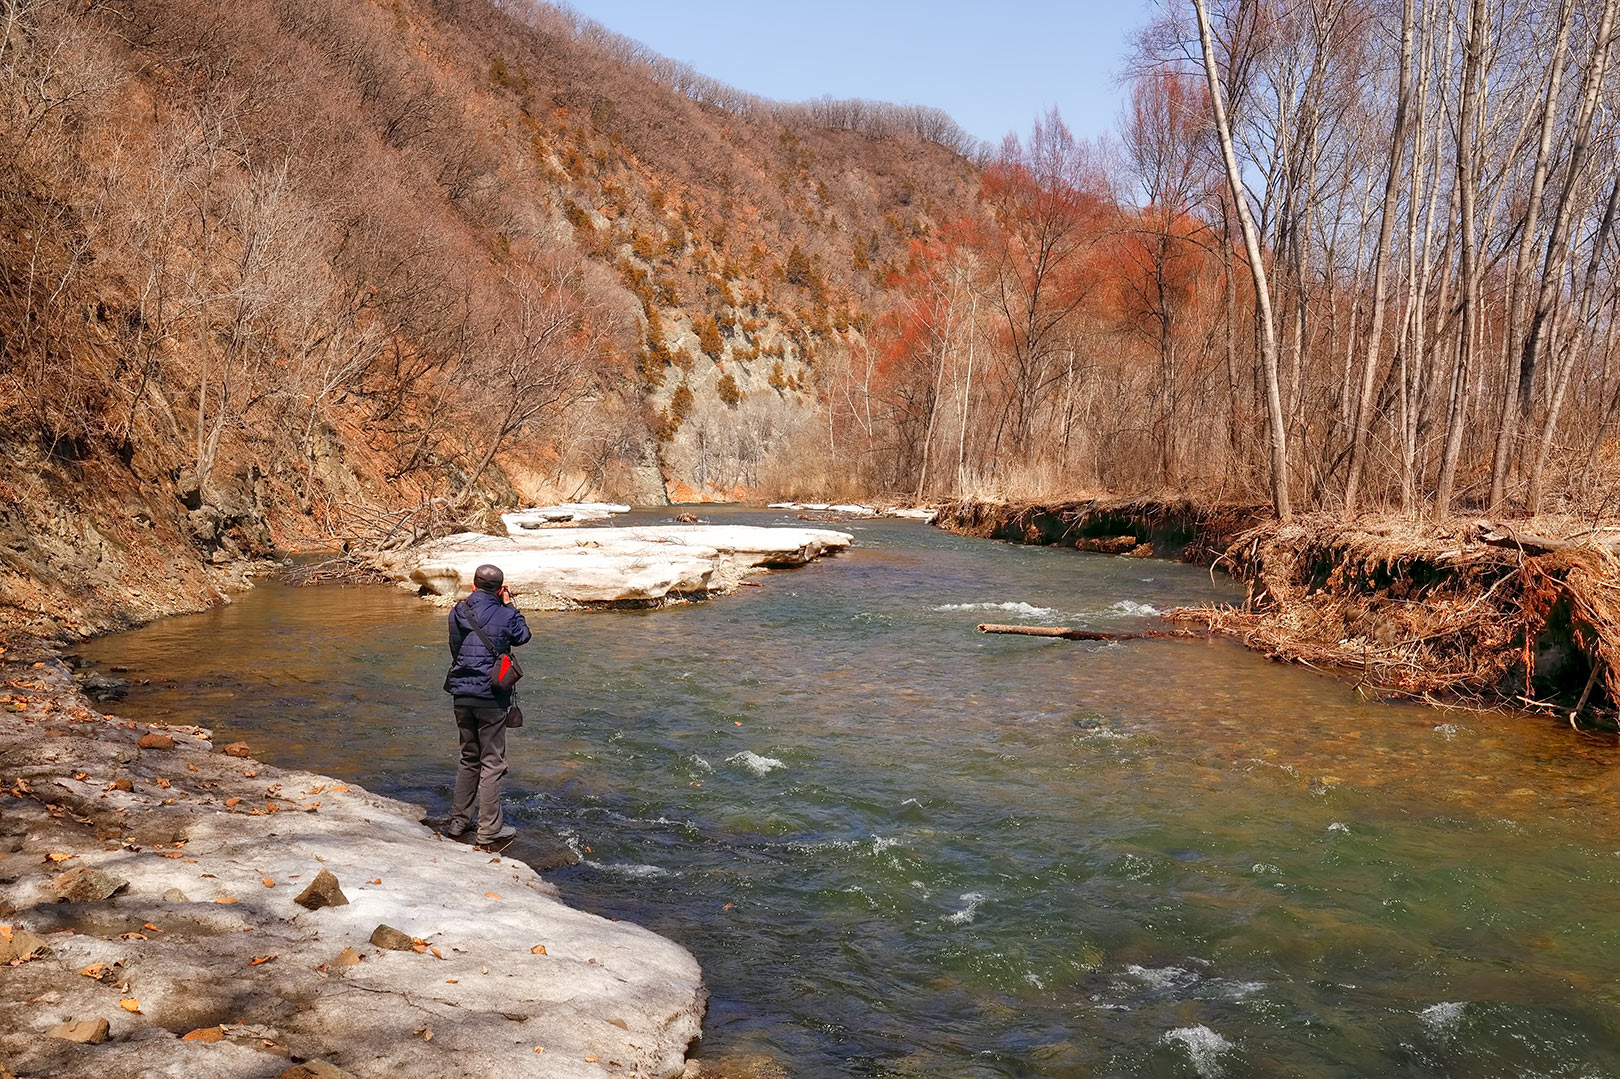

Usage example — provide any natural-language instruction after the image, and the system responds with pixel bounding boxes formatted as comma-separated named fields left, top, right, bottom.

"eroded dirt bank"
left=934, top=498, right=1620, bottom=724
left=0, top=635, right=708, bottom=1079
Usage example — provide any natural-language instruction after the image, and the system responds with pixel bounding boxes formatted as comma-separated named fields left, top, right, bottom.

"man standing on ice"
left=443, top=563, right=531, bottom=844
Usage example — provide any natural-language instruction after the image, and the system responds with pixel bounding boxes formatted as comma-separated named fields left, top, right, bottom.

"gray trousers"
left=450, top=704, right=508, bottom=838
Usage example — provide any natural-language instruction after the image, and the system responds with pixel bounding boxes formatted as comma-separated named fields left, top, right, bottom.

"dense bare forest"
left=855, top=0, right=1620, bottom=522
left=4, top=0, right=1620, bottom=632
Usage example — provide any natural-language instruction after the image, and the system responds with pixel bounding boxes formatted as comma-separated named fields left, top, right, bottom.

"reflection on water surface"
left=83, top=509, right=1620, bottom=1077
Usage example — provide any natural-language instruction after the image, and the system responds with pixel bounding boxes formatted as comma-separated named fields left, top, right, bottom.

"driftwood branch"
left=1476, top=520, right=1617, bottom=556
left=976, top=623, right=1200, bottom=641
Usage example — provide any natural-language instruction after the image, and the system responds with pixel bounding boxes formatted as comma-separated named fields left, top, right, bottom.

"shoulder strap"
left=457, top=600, right=504, bottom=659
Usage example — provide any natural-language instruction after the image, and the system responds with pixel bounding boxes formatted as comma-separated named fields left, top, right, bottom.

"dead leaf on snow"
left=530, top=944, right=547, bottom=955
left=213, top=897, right=238, bottom=904
left=119, top=998, right=141, bottom=1013
left=485, top=892, right=500, bottom=899
left=261, top=878, right=275, bottom=888
left=45, top=852, right=73, bottom=863
left=79, top=963, right=106, bottom=978
left=249, top=955, right=277, bottom=966
left=224, top=797, right=241, bottom=807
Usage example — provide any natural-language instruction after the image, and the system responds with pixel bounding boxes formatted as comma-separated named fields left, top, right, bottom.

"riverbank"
left=934, top=497, right=1620, bottom=724
left=0, top=633, right=707, bottom=1079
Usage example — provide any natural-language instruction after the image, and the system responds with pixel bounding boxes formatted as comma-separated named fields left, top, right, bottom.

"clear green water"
left=82, top=509, right=1620, bottom=1077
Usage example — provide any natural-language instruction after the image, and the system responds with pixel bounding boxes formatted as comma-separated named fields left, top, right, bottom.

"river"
left=81, top=508, right=1620, bottom=1077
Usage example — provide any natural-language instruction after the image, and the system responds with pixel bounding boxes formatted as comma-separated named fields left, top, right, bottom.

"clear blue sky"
left=559, top=1, right=1157, bottom=147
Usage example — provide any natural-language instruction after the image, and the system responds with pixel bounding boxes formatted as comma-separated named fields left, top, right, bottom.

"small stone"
left=53, top=866, right=129, bottom=903
left=280, top=1063, right=357, bottom=1079
left=137, top=732, right=174, bottom=750
left=49, top=1018, right=110, bottom=1044
left=181, top=1026, right=225, bottom=1042
left=369, top=924, right=414, bottom=950
left=223, top=742, right=251, bottom=758
left=113, top=778, right=133, bottom=791
left=293, top=868, right=348, bottom=911
left=0, top=928, right=47, bottom=963
left=162, top=887, right=189, bottom=903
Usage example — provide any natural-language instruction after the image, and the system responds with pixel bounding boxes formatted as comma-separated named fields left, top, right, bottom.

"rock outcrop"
left=0, top=644, right=706, bottom=1079
left=374, top=524, right=853, bottom=606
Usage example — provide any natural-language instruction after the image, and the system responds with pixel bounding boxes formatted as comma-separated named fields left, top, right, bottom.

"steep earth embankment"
left=935, top=498, right=1620, bottom=724
left=0, top=636, right=706, bottom=1079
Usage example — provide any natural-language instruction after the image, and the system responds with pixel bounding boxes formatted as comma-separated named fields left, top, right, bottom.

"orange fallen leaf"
left=249, top=955, right=277, bottom=966
left=120, top=998, right=141, bottom=1013
left=329, top=785, right=348, bottom=792
left=369, top=878, right=382, bottom=885
left=485, top=892, right=501, bottom=899
left=156, top=778, right=171, bottom=789
left=143, top=922, right=161, bottom=932
left=533, top=1046, right=544, bottom=1053
left=585, top=1055, right=598, bottom=1063
left=411, top=942, right=427, bottom=954
left=530, top=944, right=547, bottom=955
left=158, top=851, right=184, bottom=859
left=80, top=962, right=106, bottom=978
left=224, top=797, right=241, bottom=807
left=261, top=878, right=275, bottom=888
left=45, top=852, right=73, bottom=862
left=187, top=763, right=198, bottom=772
left=413, top=1027, right=433, bottom=1041
left=73, top=771, right=87, bottom=780
left=242, top=771, right=258, bottom=778
left=120, top=932, right=146, bottom=940
left=213, top=897, right=238, bottom=904
left=180, top=1026, right=224, bottom=1043
left=446, top=978, right=458, bottom=983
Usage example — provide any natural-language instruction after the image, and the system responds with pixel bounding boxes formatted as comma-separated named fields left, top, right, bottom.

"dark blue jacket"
left=444, top=589, right=532, bottom=703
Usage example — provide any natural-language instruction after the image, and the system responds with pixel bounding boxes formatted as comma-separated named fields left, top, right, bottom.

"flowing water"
left=82, top=508, right=1620, bottom=1077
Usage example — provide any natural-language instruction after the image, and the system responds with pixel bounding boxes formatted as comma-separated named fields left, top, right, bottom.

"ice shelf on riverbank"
left=501, top=502, right=632, bottom=530
left=0, top=645, right=706, bottom=1079
left=373, top=524, right=853, bottom=606
left=767, top=502, right=936, bottom=521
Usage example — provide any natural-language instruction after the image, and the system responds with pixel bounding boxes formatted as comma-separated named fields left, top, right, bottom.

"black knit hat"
left=473, top=564, right=504, bottom=591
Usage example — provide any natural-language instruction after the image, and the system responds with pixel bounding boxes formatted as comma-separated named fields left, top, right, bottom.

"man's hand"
left=498, top=585, right=513, bottom=605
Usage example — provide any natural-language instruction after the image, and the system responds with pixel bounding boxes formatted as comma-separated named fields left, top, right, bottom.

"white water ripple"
left=1163, top=1025, right=1234, bottom=1077
left=944, top=891, right=986, bottom=925
left=1420, top=1001, right=1466, bottom=1036
left=727, top=750, right=786, bottom=776
left=933, top=601, right=1056, bottom=617
left=1109, top=600, right=1163, bottom=616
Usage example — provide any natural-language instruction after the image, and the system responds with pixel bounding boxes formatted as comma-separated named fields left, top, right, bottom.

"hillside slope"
left=0, top=0, right=980, bottom=635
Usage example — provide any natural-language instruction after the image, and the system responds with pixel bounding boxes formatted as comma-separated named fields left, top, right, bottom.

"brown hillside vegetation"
left=0, top=0, right=978, bottom=635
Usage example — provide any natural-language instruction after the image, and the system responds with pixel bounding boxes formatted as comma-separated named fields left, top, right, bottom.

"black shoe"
left=476, top=825, right=516, bottom=844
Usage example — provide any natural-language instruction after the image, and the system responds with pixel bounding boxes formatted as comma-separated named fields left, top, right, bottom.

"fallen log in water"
left=976, top=623, right=1199, bottom=641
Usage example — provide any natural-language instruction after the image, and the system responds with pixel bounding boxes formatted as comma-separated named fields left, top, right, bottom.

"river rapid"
left=82, top=508, right=1620, bottom=1077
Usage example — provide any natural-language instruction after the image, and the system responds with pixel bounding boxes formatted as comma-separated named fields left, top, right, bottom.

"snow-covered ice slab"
left=502, top=502, right=632, bottom=531
left=375, top=525, right=852, bottom=606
